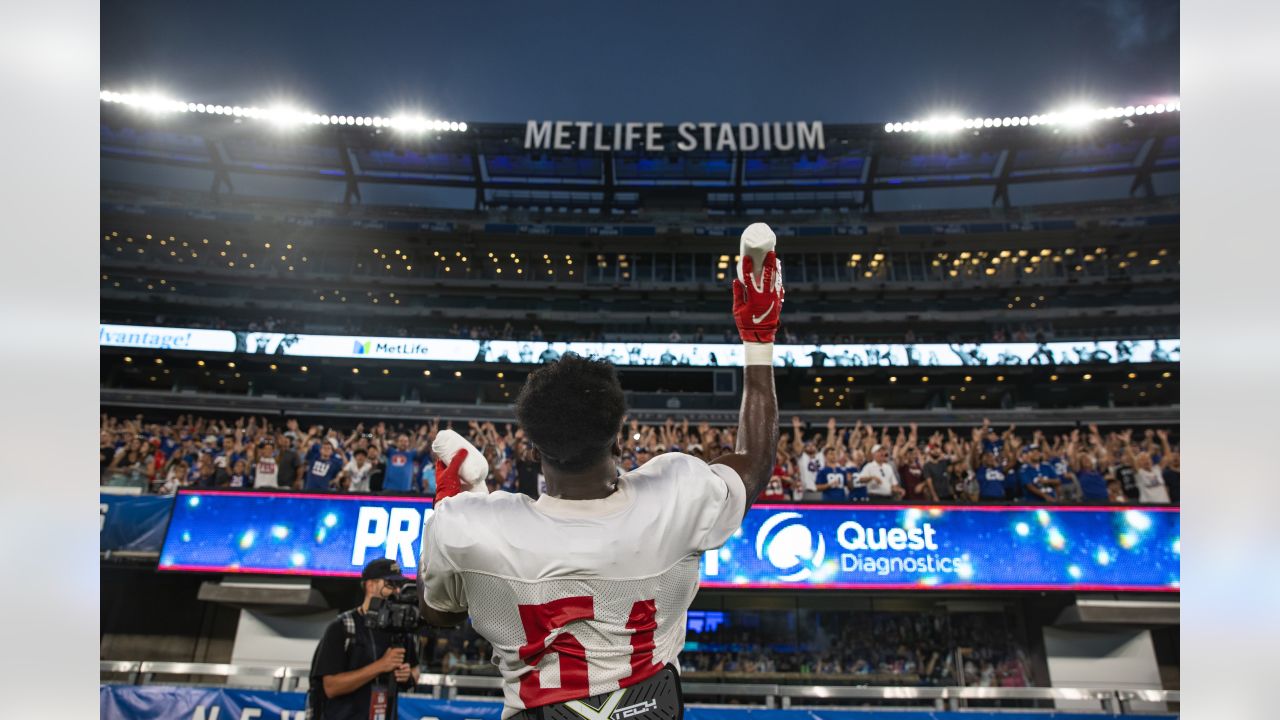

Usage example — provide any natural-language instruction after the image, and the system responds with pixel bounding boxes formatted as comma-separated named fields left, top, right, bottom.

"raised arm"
left=711, top=365, right=779, bottom=509
left=710, top=241, right=782, bottom=512
left=790, top=416, right=804, bottom=456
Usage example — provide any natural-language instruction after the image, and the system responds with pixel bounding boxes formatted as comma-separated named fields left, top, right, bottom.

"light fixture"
left=102, top=89, right=469, bottom=133
left=883, top=99, right=1179, bottom=133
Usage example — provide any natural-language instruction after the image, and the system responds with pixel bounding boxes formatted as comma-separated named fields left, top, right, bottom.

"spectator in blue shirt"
left=384, top=433, right=428, bottom=493
left=974, top=451, right=1008, bottom=501
left=844, top=450, right=868, bottom=502
left=177, top=437, right=199, bottom=467
left=420, top=458, right=437, bottom=496
left=1075, top=452, right=1109, bottom=501
left=981, top=426, right=1005, bottom=456
left=814, top=447, right=846, bottom=502
left=1018, top=446, right=1059, bottom=502
left=304, top=441, right=344, bottom=491
left=158, top=428, right=179, bottom=459
left=1039, top=452, right=1061, bottom=491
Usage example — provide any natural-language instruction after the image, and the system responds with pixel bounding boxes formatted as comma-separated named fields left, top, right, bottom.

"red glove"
left=433, top=449, right=469, bottom=504
left=732, top=251, right=784, bottom=343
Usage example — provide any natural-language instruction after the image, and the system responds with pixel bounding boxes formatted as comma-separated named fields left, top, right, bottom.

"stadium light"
left=101, top=88, right=470, bottom=133
left=885, top=97, right=1179, bottom=134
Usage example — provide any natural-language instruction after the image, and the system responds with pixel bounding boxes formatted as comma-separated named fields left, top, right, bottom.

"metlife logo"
left=351, top=338, right=431, bottom=358
left=373, top=341, right=432, bottom=356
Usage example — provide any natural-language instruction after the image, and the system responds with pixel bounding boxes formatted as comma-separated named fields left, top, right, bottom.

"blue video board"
left=159, top=491, right=1179, bottom=592
left=159, top=491, right=434, bottom=577
left=708, top=504, right=1178, bottom=591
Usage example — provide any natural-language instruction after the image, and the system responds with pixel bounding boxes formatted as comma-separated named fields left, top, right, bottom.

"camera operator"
left=307, top=558, right=420, bottom=720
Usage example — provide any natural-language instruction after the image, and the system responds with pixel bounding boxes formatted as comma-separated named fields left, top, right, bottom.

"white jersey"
left=858, top=460, right=899, bottom=496
left=1136, top=467, right=1170, bottom=504
left=420, top=452, right=745, bottom=718
left=343, top=459, right=373, bottom=493
left=798, top=451, right=821, bottom=491
left=252, top=457, right=279, bottom=488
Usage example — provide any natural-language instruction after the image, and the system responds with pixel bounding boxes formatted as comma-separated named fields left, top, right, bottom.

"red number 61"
left=517, top=596, right=660, bottom=706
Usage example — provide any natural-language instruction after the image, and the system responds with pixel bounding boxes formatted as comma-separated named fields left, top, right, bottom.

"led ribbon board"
left=159, top=491, right=434, bottom=576
left=159, top=491, right=1179, bottom=591
left=101, top=324, right=1180, bottom=368
left=709, top=504, right=1178, bottom=591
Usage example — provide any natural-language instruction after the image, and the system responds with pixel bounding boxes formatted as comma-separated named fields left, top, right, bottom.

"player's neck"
left=543, top=460, right=620, bottom=501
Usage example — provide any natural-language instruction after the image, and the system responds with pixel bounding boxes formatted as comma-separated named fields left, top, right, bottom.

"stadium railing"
left=99, top=387, right=1180, bottom=427
left=100, top=660, right=1179, bottom=714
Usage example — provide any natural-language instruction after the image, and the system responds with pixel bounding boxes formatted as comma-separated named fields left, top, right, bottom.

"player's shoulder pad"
left=639, top=450, right=744, bottom=488
left=430, top=490, right=534, bottom=551
left=432, top=489, right=532, bottom=523
left=632, top=450, right=703, bottom=476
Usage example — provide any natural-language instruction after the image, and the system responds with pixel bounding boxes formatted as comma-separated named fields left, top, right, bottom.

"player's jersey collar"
left=534, top=476, right=635, bottom=518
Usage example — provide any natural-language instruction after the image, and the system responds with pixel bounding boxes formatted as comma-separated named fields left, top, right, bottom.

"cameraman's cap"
left=361, top=558, right=407, bottom=583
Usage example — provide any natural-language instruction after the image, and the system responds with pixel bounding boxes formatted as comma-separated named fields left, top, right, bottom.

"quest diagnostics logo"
left=755, top=512, right=826, bottom=581
left=751, top=512, right=970, bottom=583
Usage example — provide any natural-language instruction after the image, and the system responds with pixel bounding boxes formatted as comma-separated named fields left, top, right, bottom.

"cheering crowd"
left=420, top=609, right=1029, bottom=686
left=681, top=611, right=1028, bottom=687
left=100, top=413, right=1178, bottom=505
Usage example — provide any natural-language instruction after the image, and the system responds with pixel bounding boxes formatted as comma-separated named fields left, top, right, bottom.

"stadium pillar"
left=471, top=138, right=485, bottom=211
left=206, top=139, right=233, bottom=199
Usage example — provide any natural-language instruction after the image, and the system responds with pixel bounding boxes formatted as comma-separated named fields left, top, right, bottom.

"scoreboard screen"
left=159, top=490, right=1179, bottom=592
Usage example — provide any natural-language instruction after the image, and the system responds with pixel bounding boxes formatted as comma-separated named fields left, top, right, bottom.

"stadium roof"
left=101, top=100, right=1179, bottom=215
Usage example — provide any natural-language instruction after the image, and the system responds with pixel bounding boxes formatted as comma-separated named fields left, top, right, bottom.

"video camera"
left=366, top=582, right=422, bottom=638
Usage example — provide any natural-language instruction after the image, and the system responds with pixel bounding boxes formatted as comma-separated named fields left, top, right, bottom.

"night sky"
left=101, top=0, right=1178, bottom=124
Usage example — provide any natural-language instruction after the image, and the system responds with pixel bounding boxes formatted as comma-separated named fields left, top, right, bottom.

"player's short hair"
left=515, top=353, right=626, bottom=472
